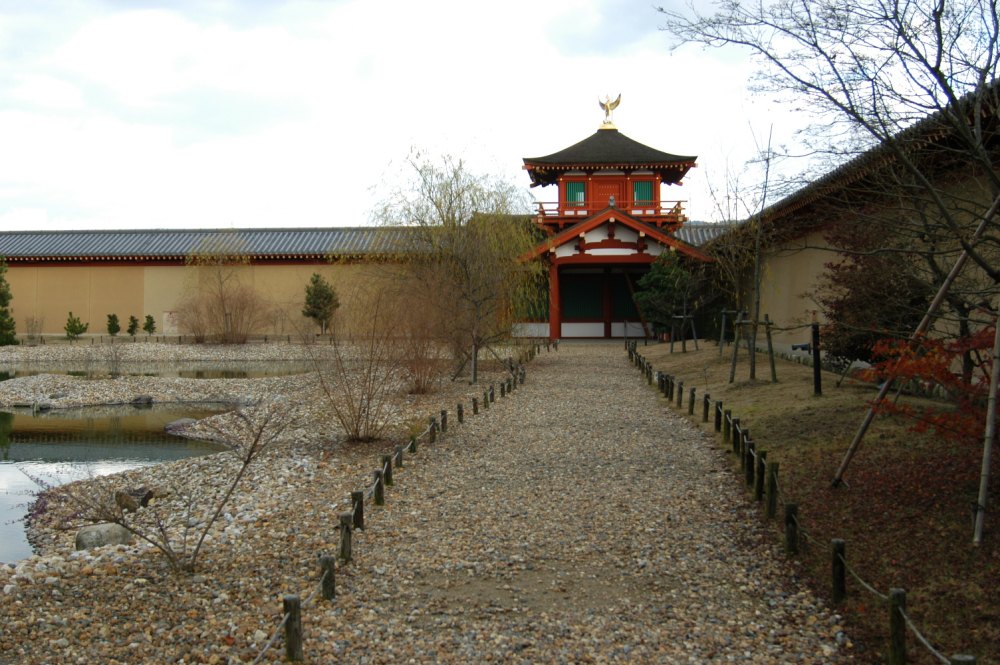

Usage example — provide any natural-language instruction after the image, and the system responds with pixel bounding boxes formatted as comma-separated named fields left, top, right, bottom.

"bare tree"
left=374, top=152, right=545, bottom=383
left=35, top=401, right=294, bottom=573
left=175, top=232, right=269, bottom=344
left=312, top=285, right=402, bottom=442
left=660, top=0, right=1000, bottom=536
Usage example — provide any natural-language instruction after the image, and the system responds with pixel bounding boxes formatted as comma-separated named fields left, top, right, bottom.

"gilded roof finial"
left=599, top=94, right=621, bottom=129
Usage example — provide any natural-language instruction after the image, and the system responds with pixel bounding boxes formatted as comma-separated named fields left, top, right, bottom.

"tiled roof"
left=672, top=221, right=734, bottom=247
left=523, top=128, right=697, bottom=187
left=0, top=227, right=410, bottom=261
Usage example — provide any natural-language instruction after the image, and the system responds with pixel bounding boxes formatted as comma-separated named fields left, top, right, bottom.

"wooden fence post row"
left=284, top=595, right=304, bottom=661
left=625, top=358, right=979, bottom=665
left=785, top=503, right=799, bottom=556
left=889, top=588, right=906, bottom=665
left=350, top=491, right=365, bottom=530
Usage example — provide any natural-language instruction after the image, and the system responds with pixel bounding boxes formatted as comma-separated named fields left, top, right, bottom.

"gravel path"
left=0, top=342, right=848, bottom=663
left=305, top=342, right=847, bottom=663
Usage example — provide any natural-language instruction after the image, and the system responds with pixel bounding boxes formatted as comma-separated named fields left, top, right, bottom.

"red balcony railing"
left=534, top=200, right=688, bottom=229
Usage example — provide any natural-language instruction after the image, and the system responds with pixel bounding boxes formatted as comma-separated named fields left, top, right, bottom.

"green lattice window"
left=633, top=180, right=654, bottom=203
left=565, top=181, right=586, bottom=206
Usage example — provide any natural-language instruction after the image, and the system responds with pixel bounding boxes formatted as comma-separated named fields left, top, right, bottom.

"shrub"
left=64, top=312, right=88, bottom=340
left=106, top=313, right=120, bottom=336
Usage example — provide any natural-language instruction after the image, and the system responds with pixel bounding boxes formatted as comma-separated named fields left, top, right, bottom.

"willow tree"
left=375, top=153, right=545, bottom=383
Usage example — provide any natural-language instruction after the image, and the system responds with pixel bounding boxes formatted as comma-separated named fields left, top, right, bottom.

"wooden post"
left=409, top=435, right=417, bottom=455
left=373, top=470, right=385, bottom=506
left=754, top=451, right=766, bottom=501
left=765, top=314, right=778, bottom=383
left=745, top=440, right=755, bottom=486
left=831, top=539, right=846, bottom=604
left=339, top=513, right=353, bottom=562
left=731, top=419, right=741, bottom=455
left=715, top=401, right=723, bottom=432
left=457, top=403, right=464, bottom=424
left=812, top=322, right=822, bottom=396
left=688, top=387, right=696, bottom=415
left=766, top=462, right=780, bottom=519
left=676, top=380, right=684, bottom=408
left=889, top=588, right=907, bottom=665
left=394, top=445, right=404, bottom=469
left=723, top=410, right=732, bottom=445
left=440, top=410, right=448, bottom=433
left=500, top=381, right=506, bottom=397
left=472, top=397, right=479, bottom=415
left=483, top=390, right=490, bottom=410
left=382, top=456, right=393, bottom=486
left=283, top=595, right=304, bottom=662
left=785, top=503, right=799, bottom=555
left=350, top=491, right=365, bottom=530
left=703, top=394, right=710, bottom=423
left=429, top=417, right=437, bottom=443
left=489, top=385, right=495, bottom=403
left=729, top=311, right=743, bottom=383
left=320, top=555, right=337, bottom=600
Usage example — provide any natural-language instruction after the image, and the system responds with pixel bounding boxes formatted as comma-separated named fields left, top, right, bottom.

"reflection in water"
left=0, top=405, right=225, bottom=564
left=0, top=360, right=314, bottom=380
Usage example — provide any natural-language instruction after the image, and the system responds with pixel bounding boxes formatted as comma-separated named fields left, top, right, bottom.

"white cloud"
left=0, top=0, right=808, bottom=231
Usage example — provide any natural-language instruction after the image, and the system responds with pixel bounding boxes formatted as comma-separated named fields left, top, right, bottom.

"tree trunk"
left=471, top=340, right=479, bottom=384
left=974, top=308, right=1000, bottom=545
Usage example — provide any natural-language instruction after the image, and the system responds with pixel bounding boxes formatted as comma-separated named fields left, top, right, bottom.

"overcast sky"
left=0, top=0, right=804, bottom=232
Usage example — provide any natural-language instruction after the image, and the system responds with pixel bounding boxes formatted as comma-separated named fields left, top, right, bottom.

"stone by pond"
left=0, top=405, right=226, bottom=563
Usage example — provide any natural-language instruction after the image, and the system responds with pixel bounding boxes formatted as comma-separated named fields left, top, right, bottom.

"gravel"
left=0, top=342, right=850, bottom=664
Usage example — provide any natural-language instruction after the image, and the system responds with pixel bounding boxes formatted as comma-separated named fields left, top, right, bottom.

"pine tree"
left=302, top=273, right=339, bottom=335
left=143, top=314, right=156, bottom=336
left=0, top=260, right=16, bottom=346
left=106, top=313, right=121, bottom=336
left=127, top=315, right=140, bottom=337
left=64, top=312, right=88, bottom=340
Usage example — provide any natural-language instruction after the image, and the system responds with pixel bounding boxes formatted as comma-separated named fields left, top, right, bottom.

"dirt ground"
left=632, top=340, right=999, bottom=664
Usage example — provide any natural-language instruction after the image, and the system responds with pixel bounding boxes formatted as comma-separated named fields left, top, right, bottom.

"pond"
left=0, top=405, right=227, bottom=564
left=0, top=360, right=315, bottom=380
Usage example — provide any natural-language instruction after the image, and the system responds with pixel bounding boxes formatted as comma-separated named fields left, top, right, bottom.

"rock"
left=115, top=491, right=139, bottom=512
left=75, top=524, right=134, bottom=551
left=115, top=487, right=159, bottom=512
left=164, top=418, right=197, bottom=433
left=131, top=395, right=154, bottom=407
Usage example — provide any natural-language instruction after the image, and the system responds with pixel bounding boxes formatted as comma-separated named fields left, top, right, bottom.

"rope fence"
left=247, top=343, right=545, bottom=663
left=625, top=340, right=978, bottom=665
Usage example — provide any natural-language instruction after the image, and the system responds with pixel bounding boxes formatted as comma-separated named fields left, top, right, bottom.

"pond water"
left=0, top=360, right=315, bottom=380
left=0, top=406, right=226, bottom=564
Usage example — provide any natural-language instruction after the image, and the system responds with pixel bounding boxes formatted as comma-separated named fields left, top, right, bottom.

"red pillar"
left=548, top=262, right=560, bottom=340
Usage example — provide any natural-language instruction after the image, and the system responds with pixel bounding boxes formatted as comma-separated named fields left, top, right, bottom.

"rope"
left=303, top=569, right=329, bottom=607
left=249, top=611, right=291, bottom=665
left=836, top=552, right=889, bottom=601
left=788, top=512, right=820, bottom=547
left=899, top=606, right=951, bottom=664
